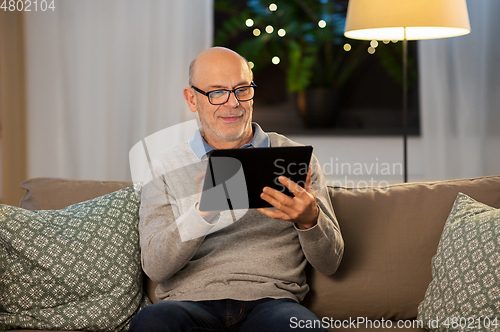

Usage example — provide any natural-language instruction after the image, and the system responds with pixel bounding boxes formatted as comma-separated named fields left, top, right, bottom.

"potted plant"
left=214, top=0, right=368, bottom=127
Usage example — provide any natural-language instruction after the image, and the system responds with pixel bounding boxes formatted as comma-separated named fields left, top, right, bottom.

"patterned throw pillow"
left=0, top=184, right=150, bottom=331
left=417, top=193, right=500, bottom=332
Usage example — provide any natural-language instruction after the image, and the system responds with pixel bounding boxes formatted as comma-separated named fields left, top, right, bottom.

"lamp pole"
left=403, top=27, right=408, bottom=183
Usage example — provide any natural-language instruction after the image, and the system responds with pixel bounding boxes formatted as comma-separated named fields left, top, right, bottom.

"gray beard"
left=205, top=120, right=248, bottom=142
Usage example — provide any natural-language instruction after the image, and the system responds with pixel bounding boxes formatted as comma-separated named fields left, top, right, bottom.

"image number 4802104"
left=1, top=0, right=55, bottom=11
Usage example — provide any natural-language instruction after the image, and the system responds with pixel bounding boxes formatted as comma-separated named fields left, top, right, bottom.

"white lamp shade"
left=344, top=0, right=471, bottom=40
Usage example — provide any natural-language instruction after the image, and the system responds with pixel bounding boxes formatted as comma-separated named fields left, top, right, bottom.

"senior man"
left=130, top=47, right=344, bottom=332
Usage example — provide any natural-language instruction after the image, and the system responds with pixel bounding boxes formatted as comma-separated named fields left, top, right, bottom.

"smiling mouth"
left=219, top=115, right=242, bottom=122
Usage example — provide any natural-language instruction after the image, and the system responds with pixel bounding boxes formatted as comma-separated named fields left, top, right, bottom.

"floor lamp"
left=344, top=0, right=471, bottom=182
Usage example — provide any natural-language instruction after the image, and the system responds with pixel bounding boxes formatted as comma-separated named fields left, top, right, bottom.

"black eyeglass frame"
left=191, top=82, right=257, bottom=105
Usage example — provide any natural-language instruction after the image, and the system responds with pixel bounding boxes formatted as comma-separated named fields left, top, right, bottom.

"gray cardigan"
left=139, top=132, right=344, bottom=302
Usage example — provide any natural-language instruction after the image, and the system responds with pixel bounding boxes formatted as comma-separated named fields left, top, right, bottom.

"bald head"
left=189, top=47, right=253, bottom=87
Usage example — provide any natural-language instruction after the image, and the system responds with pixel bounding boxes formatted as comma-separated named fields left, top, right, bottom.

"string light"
left=278, top=29, right=286, bottom=37
left=318, top=20, right=327, bottom=28
left=249, top=61, right=255, bottom=69
left=265, top=25, right=274, bottom=34
left=253, top=29, right=261, bottom=36
left=272, top=56, right=280, bottom=65
left=269, top=3, right=277, bottom=11
left=343, top=43, right=352, bottom=51
left=368, top=46, right=376, bottom=54
left=245, top=19, right=254, bottom=27
left=370, top=40, right=379, bottom=48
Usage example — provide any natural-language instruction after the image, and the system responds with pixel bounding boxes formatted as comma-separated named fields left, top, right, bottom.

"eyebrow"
left=207, top=82, right=251, bottom=90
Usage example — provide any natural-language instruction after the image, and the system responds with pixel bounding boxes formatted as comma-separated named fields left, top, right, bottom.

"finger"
left=276, top=176, right=302, bottom=196
left=305, top=167, right=314, bottom=193
left=262, top=186, right=294, bottom=204
left=277, top=176, right=307, bottom=197
left=260, top=190, right=296, bottom=215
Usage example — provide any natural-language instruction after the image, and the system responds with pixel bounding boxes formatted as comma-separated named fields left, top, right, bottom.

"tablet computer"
left=198, top=146, right=313, bottom=211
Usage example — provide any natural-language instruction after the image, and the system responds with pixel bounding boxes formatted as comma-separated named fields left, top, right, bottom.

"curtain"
left=418, top=0, right=500, bottom=181
left=24, top=0, right=213, bottom=181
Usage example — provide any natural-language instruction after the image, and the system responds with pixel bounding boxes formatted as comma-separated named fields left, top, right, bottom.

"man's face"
left=187, top=49, right=254, bottom=149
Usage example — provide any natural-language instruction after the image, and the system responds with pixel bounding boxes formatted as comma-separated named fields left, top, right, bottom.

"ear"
left=183, top=87, right=198, bottom=113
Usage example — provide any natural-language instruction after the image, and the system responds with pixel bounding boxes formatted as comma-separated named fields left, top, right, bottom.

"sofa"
left=3, top=175, right=500, bottom=331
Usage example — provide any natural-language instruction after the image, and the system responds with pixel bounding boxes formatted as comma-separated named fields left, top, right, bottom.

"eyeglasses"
left=191, top=82, right=256, bottom=105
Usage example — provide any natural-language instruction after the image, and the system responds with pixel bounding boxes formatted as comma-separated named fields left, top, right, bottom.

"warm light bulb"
left=318, top=20, right=327, bottom=28
left=249, top=61, right=255, bottom=69
left=245, top=19, right=254, bottom=27
left=253, top=29, right=261, bottom=36
left=343, top=43, right=352, bottom=51
left=272, top=56, right=280, bottom=65
left=278, top=29, right=286, bottom=37
left=266, top=25, right=274, bottom=34
left=370, top=40, right=379, bottom=48
left=269, top=3, right=278, bottom=11
left=368, top=46, right=376, bottom=54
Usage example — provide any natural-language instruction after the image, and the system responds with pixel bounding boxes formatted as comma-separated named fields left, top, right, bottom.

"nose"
left=225, top=91, right=240, bottom=107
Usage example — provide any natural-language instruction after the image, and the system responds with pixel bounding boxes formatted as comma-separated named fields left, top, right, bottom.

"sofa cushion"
left=417, top=193, right=500, bottom=331
left=0, top=184, right=150, bottom=331
left=302, top=176, right=500, bottom=322
left=18, top=177, right=160, bottom=304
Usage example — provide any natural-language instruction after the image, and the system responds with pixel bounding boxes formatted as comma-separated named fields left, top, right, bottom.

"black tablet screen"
left=198, top=146, right=313, bottom=211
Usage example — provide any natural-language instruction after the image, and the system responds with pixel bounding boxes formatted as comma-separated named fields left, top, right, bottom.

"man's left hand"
left=256, top=168, right=319, bottom=229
